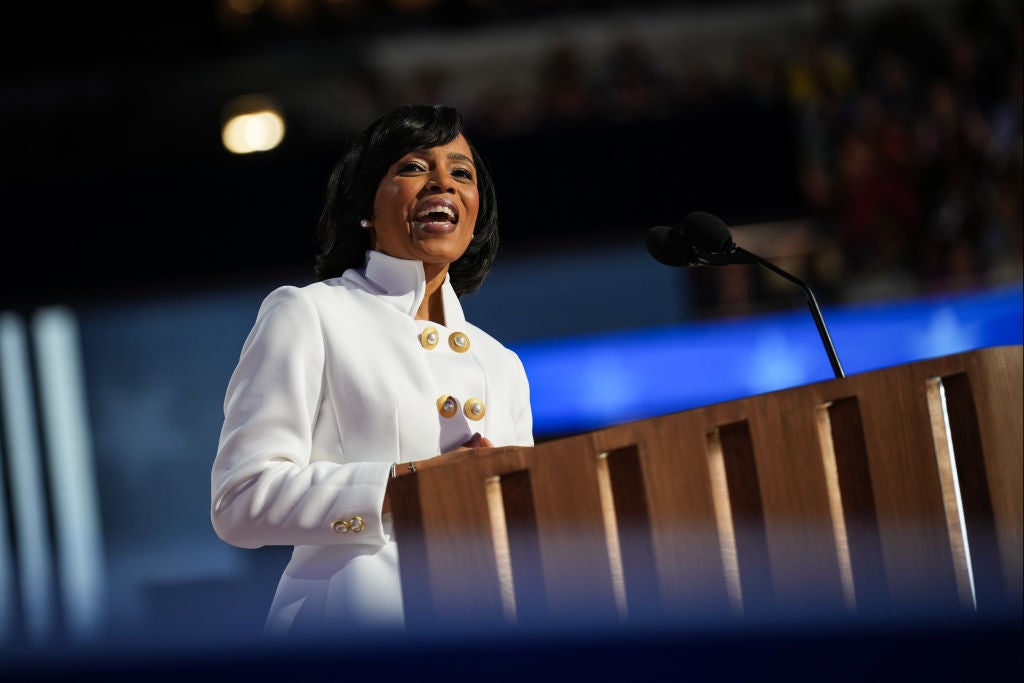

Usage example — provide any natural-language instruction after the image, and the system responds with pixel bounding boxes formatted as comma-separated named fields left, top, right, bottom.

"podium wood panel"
left=390, top=346, right=1023, bottom=627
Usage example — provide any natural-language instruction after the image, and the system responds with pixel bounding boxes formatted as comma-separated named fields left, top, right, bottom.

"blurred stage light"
left=221, top=96, right=286, bottom=154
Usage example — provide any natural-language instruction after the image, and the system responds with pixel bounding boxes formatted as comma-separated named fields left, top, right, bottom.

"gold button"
left=464, top=397, right=485, bottom=421
left=332, top=520, right=350, bottom=534
left=419, top=326, right=439, bottom=349
left=348, top=516, right=365, bottom=533
left=448, top=331, right=470, bottom=353
left=437, top=394, right=458, bottom=418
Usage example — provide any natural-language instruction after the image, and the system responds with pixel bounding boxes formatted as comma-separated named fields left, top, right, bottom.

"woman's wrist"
left=391, top=461, right=417, bottom=478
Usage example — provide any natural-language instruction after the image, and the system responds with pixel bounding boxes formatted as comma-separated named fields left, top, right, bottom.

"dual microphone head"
left=645, top=211, right=752, bottom=268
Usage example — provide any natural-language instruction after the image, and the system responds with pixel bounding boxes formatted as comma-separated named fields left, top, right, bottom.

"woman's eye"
left=452, top=168, right=474, bottom=181
left=399, top=162, right=426, bottom=173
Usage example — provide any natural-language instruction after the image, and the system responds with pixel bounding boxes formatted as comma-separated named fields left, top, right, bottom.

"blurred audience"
left=536, top=43, right=597, bottom=129
left=523, top=1, right=1018, bottom=311
left=227, top=0, right=1022, bottom=314
left=596, top=37, right=674, bottom=123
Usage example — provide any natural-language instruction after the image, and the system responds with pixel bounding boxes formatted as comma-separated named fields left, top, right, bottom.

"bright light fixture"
left=222, top=106, right=286, bottom=154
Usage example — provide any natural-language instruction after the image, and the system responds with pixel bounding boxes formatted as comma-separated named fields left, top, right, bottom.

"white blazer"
left=211, top=250, right=534, bottom=635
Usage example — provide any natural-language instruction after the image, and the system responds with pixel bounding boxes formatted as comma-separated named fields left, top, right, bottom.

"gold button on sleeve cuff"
left=331, top=520, right=351, bottom=535
left=464, top=397, right=485, bottom=421
left=348, top=516, right=365, bottom=533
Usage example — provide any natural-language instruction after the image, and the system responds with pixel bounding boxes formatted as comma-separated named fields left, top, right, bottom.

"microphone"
left=645, top=225, right=696, bottom=267
left=646, top=212, right=757, bottom=267
left=646, top=212, right=845, bottom=379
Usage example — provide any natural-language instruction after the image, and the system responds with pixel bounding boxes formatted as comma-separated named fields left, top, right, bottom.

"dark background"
left=0, top=0, right=848, bottom=307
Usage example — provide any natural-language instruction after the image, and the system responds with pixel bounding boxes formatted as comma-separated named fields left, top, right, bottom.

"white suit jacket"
left=211, top=250, right=534, bottom=635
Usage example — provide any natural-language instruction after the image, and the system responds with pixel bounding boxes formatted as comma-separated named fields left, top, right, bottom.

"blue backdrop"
left=514, top=282, right=1024, bottom=435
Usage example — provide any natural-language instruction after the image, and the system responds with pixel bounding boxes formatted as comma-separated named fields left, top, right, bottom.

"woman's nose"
left=425, top=170, right=456, bottom=193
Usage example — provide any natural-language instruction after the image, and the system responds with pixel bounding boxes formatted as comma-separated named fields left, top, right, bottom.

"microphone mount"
left=648, top=218, right=846, bottom=379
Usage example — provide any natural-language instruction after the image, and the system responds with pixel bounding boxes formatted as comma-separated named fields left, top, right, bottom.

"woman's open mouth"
left=413, top=199, right=459, bottom=232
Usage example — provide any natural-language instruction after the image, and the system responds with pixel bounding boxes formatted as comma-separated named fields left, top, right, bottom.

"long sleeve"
left=210, top=286, right=392, bottom=549
left=511, top=350, right=534, bottom=447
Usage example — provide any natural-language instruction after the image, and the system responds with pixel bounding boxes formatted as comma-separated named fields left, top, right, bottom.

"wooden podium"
left=390, top=346, right=1022, bottom=629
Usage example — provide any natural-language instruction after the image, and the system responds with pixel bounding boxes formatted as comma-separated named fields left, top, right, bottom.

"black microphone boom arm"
left=715, top=244, right=845, bottom=379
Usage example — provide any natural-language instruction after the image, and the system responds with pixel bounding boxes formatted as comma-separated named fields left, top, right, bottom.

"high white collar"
left=346, top=250, right=466, bottom=328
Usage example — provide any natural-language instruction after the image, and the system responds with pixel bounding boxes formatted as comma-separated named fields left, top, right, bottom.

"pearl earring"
left=360, top=219, right=371, bottom=228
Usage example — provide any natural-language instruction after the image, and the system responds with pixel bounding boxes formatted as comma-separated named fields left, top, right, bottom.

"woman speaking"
left=210, top=104, right=534, bottom=636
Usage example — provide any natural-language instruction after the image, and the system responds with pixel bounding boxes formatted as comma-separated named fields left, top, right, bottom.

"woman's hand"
left=383, top=433, right=494, bottom=513
left=450, top=432, right=494, bottom=451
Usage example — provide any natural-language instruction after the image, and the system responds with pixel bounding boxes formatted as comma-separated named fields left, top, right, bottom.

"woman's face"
left=370, top=133, right=480, bottom=275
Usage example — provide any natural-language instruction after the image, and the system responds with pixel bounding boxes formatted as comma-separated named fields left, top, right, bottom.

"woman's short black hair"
left=314, top=104, right=499, bottom=296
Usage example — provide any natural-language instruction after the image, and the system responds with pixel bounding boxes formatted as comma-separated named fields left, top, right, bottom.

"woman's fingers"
left=462, top=432, right=493, bottom=448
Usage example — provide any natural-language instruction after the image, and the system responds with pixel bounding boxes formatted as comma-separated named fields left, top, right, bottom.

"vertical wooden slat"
left=484, top=476, right=516, bottom=624
left=823, top=397, right=890, bottom=614
left=391, top=447, right=529, bottom=627
left=939, top=372, right=1006, bottom=611
left=965, top=346, right=1024, bottom=606
left=855, top=365, right=961, bottom=613
left=594, top=454, right=627, bottom=619
left=716, top=421, right=774, bottom=615
left=926, top=377, right=977, bottom=610
left=706, top=428, right=743, bottom=614
left=744, top=391, right=847, bottom=615
left=497, top=469, right=547, bottom=625
left=390, top=473, right=432, bottom=626
left=816, top=404, right=858, bottom=612
left=603, top=445, right=660, bottom=621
